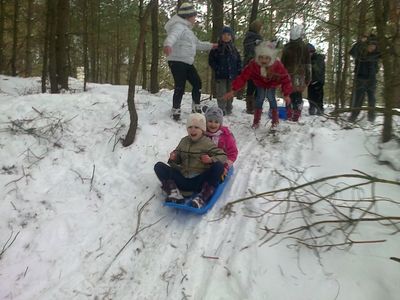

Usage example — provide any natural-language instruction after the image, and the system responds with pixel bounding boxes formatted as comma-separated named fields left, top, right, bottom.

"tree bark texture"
left=55, top=0, right=69, bottom=90
left=150, top=0, right=159, bottom=94
left=24, top=0, right=33, bottom=77
left=11, top=0, right=19, bottom=76
left=123, top=0, right=155, bottom=147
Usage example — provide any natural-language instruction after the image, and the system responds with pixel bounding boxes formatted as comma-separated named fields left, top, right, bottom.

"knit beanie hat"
left=222, top=26, right=233, bottom=36
left=177, top=2, right=197, bottom=19
left=187, top=113, right=206, bottom=131
left=255, top=41, right=277, bottom=66
left=290, top=24, right=304, bottom=40
left=205, top=106, right=223, bottom=125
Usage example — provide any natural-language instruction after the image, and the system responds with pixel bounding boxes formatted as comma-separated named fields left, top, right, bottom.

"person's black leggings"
left=168, top=61, right=202, bottom=109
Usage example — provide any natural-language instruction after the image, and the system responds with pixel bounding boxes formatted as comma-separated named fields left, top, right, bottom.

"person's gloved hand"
left=284, top=95, right=291, bottom=106
left=169, top=150, right=177, bottom=161
left=200, top=154, right=212, bottom=164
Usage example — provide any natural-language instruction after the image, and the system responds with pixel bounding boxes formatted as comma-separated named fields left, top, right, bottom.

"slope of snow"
left=1, top=75, right=399, bottom=300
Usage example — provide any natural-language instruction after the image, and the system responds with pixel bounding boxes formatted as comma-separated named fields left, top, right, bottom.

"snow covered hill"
left=1, top=75, right=399, bottom=300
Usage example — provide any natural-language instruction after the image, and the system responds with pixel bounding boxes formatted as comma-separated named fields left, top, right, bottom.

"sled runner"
left=163, top=167, right=233, bottom=214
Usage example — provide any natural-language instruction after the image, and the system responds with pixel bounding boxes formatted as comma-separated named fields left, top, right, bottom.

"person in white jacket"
left=163, top=2, right=216, bottom=121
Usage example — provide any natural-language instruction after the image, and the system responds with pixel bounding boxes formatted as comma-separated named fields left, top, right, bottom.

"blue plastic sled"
left=163, top=167, right=233, bottom=215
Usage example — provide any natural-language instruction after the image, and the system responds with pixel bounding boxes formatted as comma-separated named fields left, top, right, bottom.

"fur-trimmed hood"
left=255, top=41, right=278, bottom=67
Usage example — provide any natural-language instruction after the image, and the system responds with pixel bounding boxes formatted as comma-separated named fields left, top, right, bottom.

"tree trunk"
left=24, top=0, right=33, bottom=77
left=56, top=0, right=69, bottom=90
left=11, top=0, right=19, bottom=76
left=141, top=40, right=147, bottom=89
left=88, top=0, right=99, bottom=82
left=334, top=0, right=344, bottom=111
left=326, top=0, right=335, bottom=104
left=372, top=0, right=397, bottom=142
left=0, top=0, right=4, bottom=73
left=230, top=0, right=235, bottom=32
left=48, top=0, right=58, bottom=93
left=211, top=0, right=223, bottom=43
left=149, top=0, right=159, bottom=94
left=42, top=0, right=51, bottom=93
left=339, top=0, right=351, bottom=108
left=357, top=0, right=368, bottom=38
left=82, top=0, right=89, bottom=91
left=123, top=0, right=155, bottom=147
left=249, top=0, right=259, bottom=25
left=210, top=0, right=223, bottom=97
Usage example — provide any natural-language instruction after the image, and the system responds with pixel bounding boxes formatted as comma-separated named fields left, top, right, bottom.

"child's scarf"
left=206, top=129, right=223, bottom=145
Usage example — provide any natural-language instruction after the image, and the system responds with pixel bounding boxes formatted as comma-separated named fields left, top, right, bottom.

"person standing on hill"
left=281, top=24, right=311, bottom=122
left=163, top=2, right=217, bottom=121
left=223, top=41, right=292, bottom=130
left=307, top=43, right=326, bottom=115
left=243, top=19, right=263, bottom=114
left=348, top=34, right=381, bottom=122
left=208, top=26, right=242, bottom=115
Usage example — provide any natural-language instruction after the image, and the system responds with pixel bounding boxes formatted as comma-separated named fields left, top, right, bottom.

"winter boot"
left=192, top=102, right=202, bottom=113
left=271, top=108, right=279, bottom=128
left=163, top=180, right=184, bottom=203
left=368, top=110, right=376, bottom=123
left=171, top=108, right=181, bottom=121
left=245, top=95, right=255, bottom=114
left=252, top=108, right=262, bottom=129
left=191, top=182, right=215, bottom=209
left=292, top=109, right=302, bottom=122
left=286, top=107, right=293, bottom=121
left=309, top=106, right=316, bottom=116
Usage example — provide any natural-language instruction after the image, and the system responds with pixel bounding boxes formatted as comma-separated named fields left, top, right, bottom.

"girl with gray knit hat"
left=205, top=106, right=238, bottom=174
left=163, top=2, right=217, bottom=121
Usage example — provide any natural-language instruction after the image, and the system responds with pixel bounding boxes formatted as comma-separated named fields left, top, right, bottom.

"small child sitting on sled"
left=224, top=41, right=292, bottom=129
left=154, top=113, right=227, bottom=208
left=204, top=106, right=238, bottom=175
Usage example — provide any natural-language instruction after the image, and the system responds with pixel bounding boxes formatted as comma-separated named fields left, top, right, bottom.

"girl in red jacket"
left=224, top=41, right=292, bottom=129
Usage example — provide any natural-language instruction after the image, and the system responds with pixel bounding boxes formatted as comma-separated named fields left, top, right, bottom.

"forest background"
left=0, top=0, right=399, bottom=142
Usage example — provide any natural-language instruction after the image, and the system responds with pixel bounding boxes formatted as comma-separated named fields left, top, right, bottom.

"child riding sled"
left=154, top=113, right=227, bottom=209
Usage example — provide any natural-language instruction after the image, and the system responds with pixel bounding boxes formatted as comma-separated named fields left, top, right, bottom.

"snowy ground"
left=1, top=75, right=400, bottom=300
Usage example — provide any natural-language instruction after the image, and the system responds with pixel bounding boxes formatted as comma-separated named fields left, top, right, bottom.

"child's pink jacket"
left=206, top=126, right=238, bottom=164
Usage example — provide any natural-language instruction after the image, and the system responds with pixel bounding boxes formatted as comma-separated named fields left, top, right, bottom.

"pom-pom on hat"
left=205, top=106, right=223, bottom=125
left=255, top=41, right=278, bottom=66
left=290, top=24, right=304, bottom=40
left=178, top=2, right=197, bottom=19
left=187, top=113, right=206, bottom=131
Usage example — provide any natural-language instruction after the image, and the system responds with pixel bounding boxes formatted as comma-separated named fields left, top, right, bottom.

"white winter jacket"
left=164, top=15, right=213, bottom=65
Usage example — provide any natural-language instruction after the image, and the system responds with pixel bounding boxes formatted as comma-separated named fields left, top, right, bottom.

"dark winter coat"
left=311, top=53, right=325, bottom=84
left=349, top=41, right=380, bottom=80
left=208, top=41, right=242, bottom=80
left=281, top=39, right=311, bottom=92
left=231, top=59, right=293, bottom=97
left=243, top=30, right=263, bottom=65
